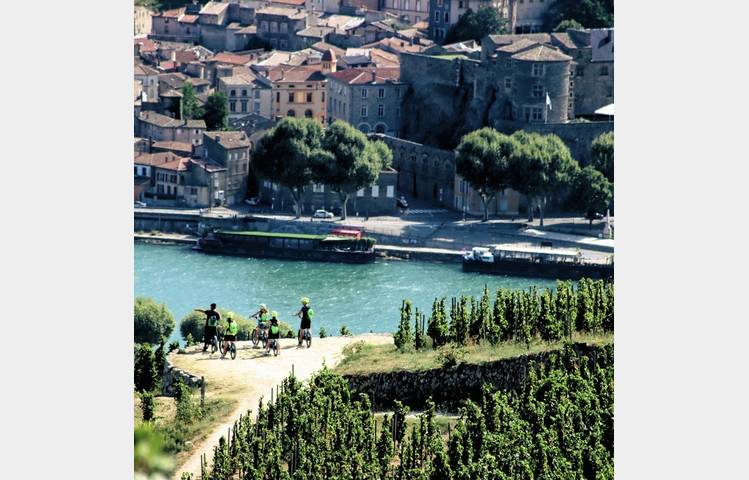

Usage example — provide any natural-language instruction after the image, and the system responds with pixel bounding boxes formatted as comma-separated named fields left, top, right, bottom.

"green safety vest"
left=260, top=312, right=269, bottom=322
left=227, top=322, right=238, bottom=335
left=270, top=325, right=279, bottom=335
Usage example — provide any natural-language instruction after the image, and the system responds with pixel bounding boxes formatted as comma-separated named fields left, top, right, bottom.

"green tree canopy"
left=444, top=8, right=507, bottom=45
left=543, top=0, right=613, bottom=31
left=554, top=19, right=584, bottom=32
left=180, top=82, right=203, bottom=120
left=134, top=343, right=158, bottom=393
left=566, top=166, right=613, bottom=226
left=508, top=131, right=580, bottom=225
left=252, top=117, right=324, bottom=217
left=202, top=91, right=228, bottom=130
left=455, top=127, right=516, bottom=221
left=590, top=131, right=614, bottom=182
left=312, top=120, right=392, bottom=219
left=134, top=297, right=175, bottom=344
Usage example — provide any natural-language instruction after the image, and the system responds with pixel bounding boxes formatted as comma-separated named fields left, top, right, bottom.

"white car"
left=313, top=209, right=334, bottom=219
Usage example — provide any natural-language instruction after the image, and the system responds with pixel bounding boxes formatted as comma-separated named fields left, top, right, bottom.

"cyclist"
left=250, top=303, right=270, bottom=346
left=293, top=297, right=314, bottom=347
left=194, top=303, right=221, bottom=352
left=222, top=313, right=238, bottom=358
left=266, top=311, right=281, bottom=355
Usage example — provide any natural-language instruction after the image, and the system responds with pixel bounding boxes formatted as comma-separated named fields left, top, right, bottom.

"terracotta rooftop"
left=511, top=44, right=572, bottom=62
left=488, top=33, right=552, bottom=46
left=158, top=157, right=190, bottom=172
left=266, top=65, right=327, bottom=83
left=161, top=8, right=184, bottom=19
left=151, top=141, right=193, bottom=154
left=269, top=0, right=307, bottom=6
left=134, top=151, right=188, bottom=167
left=134, top=37, right=157, bottom=53
left=138, top=111, right=206, bottom=129
left=311, top=42, right=345, bottom=58
left=204, top=131, right=252, bottom=149
left=179, top=14, right=199, bottom=24
left=200, top=1, right=230, bottom=15
left=256, top=6, right=307, bottom=20
left=134, top=62, right=159, bottom=76
left=210, top=52, right=253, bottom=66
left=190, top=158, right=226, bottom=173
left=369, top=48, right=400, bottom=67
left=327, top=67, right=400, bottom=85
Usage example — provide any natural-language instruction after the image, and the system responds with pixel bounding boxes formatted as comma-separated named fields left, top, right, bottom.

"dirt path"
left=170, top=333, right=392, bottom=479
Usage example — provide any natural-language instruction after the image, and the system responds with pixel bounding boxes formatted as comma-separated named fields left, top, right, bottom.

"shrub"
left=439, top=344, right=467, bottom=368
left=175, top=378, right=199, bottom=423
left=319, top=327, right=327, bottom=338
left=135, top=297, right=175, bottom=344
left=180, top=311, right=205, bottom=342
left=140, top=391, right=155, bottom=421
left=340, top=325, right=352, bottom=336
left=181, top=309, right=256, bottom=342
left=168, top=341, right=180, bottom=353
left=154, top=338, right=166, bottom=375
left=134, top=423, right=174, bottom=476
left=135, top=343, right=158, bottom=393
left=285, top=330, right=295, bottom=339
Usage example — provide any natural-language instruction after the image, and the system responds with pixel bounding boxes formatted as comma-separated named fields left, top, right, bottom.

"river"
left=135, top=243, right=557, bottom=343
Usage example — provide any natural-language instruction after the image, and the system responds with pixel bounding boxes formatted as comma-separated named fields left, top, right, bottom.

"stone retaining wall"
left=162, top=355, right=204, bottom=397
left=343, top=342, right=609, bottom=411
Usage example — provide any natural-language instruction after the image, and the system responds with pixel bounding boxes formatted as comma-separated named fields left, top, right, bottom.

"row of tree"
left=198, top=344, right=613, bottom=479
left=395, top=279, right=613, bottom=349
left=252, top=118, right=393, bottom=219
left=456, top=128, right=613, bottom=224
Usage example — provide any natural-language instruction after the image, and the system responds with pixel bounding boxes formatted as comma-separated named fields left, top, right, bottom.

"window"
left=371, top=185, right=379, bottom=197
left=436, top=0, right=442, bottom=6
left=241, top=89, right=247, bottom=97
left=416, top=0, right=421, bottom=11
left=361, top=88, right=368, bottom=98
left=405, top=0, right=409, bottom=9
left=356, top=188, right=364, bottom=197
left=377, top=104, right=384, bottom=117
left=600, top=65, right=609, bottom=76
left=504, top=77, right=512, bottom=89
left=361, top=105, right=368, bottom=118
left=230, top=89, right=236, bottom=96
left=134, top=166, right=137, bottom=175
left=288, top=92, right=294, bottom=103
left=254, top=90, right=260, bottom=99
left=261, top=21, right=268, bottom=31
left=434, top=10, right=440, bottom=23
left=306, top=92, right=312, bottom=103
left=386, top=185, right=394, bottom=198
left=270, top=22, right=278, bottom=33
left=229, top=100, right=236, bottom=112
left=395, top=87, right=400, bottom=97
left=321, top=92, right=325, bottom=102
left=241, top=99, right=248, bottom=112
left=276, top=92, right=280, bottom=103
left=312, top=183, right=325, bottom=192
left=280, top=23, right=288, bottom=33
left=304, top=109, right=313, bottom=118
left=378, top=88, right=385, bottom=98
left=458, top=1, right=464, bottom=7
left=254, top=102, right=260, bottom=113
left=287, top=110, right=295, bottom=117
left=532, top=63, right=545, bottom=76
left=444, top=12, right=449, bottom=23
left=532, top=84, right=544, bottom=98
left=532, top=107, right=543, bottom=121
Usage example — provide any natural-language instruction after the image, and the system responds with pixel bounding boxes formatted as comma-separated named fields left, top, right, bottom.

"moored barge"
left=462, top=244, right=613, bottom=280
left=196, top=230, right=376, bottom=263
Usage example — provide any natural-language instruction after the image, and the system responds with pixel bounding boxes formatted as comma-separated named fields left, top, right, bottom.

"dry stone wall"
left=343, top=342, right=610, bottom=411
left=162, top=355, right=204, bottom=396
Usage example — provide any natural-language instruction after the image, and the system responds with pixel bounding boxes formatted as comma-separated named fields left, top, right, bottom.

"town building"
left=134, top=5, right=154, bottom=36
left=255, top=7, right=309, bottom=51
left=266, top=59, right=333, bottom=123
left=150, top=7, right=201, bottom=43
left=134, top=61, right=160, bottom=102
left=507, top=0, right=556, bottom=34
left=136, top=111, right=206, bottom=146
left=218, top=71, right=273, bottom=119
left=326, top=67, right=405, bottom=135
left=203, top=131, right=252, bottom=205
left=381, top=0, right=430, bottom=25
left=429, top=0, right=508, bottom=41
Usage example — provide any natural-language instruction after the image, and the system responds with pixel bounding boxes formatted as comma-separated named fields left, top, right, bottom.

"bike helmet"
left=227, top=311, right=234, bottom=320
left=259, top=303, right=267, bottom=310
left=301, top=297, right=310, bottom=305
left=271, top=310, right=278, bottom=318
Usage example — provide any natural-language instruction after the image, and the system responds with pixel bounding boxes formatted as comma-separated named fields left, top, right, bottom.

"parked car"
left=245, top=197, right=260, bottom=206
left=397, top=196, right=408, bottom=209
left=134, top=201, right=147, bottom=208
left=313, top=209, right=334, bottom=219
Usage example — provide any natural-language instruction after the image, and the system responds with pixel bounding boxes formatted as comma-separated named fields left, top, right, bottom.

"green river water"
left=135, top=243, right=557, bottom=344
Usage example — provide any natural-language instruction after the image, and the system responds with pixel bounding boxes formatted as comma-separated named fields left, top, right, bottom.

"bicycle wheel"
left=211, top=337, right=218, bottom=354
left=305, top=331, right=311, bottom=348
left=273, top=341, right=279, bottom=356
left=251, top=329, right=259, bottom=347
left=230, top=343, right=236, bottom=360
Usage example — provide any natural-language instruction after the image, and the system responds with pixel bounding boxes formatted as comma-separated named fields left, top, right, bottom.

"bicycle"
left=267, top=338, right=280, bottom=356
left=251, top=324, right=269, bottom=349
left=298, top=328, right=312, bottom=348
left=223, top=335, right=237, bottom=360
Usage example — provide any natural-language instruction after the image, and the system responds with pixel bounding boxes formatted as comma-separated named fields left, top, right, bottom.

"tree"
left=554, top=19, right=584, bottom=32
left=508, top=131, right=580, bottom=226
left=543, top=0, right=614, bottom=31
left=134, top=297, right=175, bottom=344
left=252, top=117, right=324, bottom=217
left=181, top=82, right=203, bottom=120
left=202, top=91, right=228, bottom=130
left=444, top=8, right=507, bottom=45
left=313, top=120, right=392, bottom=219
left=134, top=343, right=158, bottom=393
left=394, top=299, right=413, bottom=350
left=590, top=131, right=614, bottom=182
left=455, top=127, right=516, bottom=221
left=566, top=166, right=613, bottom=227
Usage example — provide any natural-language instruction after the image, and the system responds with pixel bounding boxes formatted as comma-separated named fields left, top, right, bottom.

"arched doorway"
left=287, top=110, right=295, bottom=117
left=304, top=109, right=313, bottom=118
left=374, top=123, right=386, bottom=134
